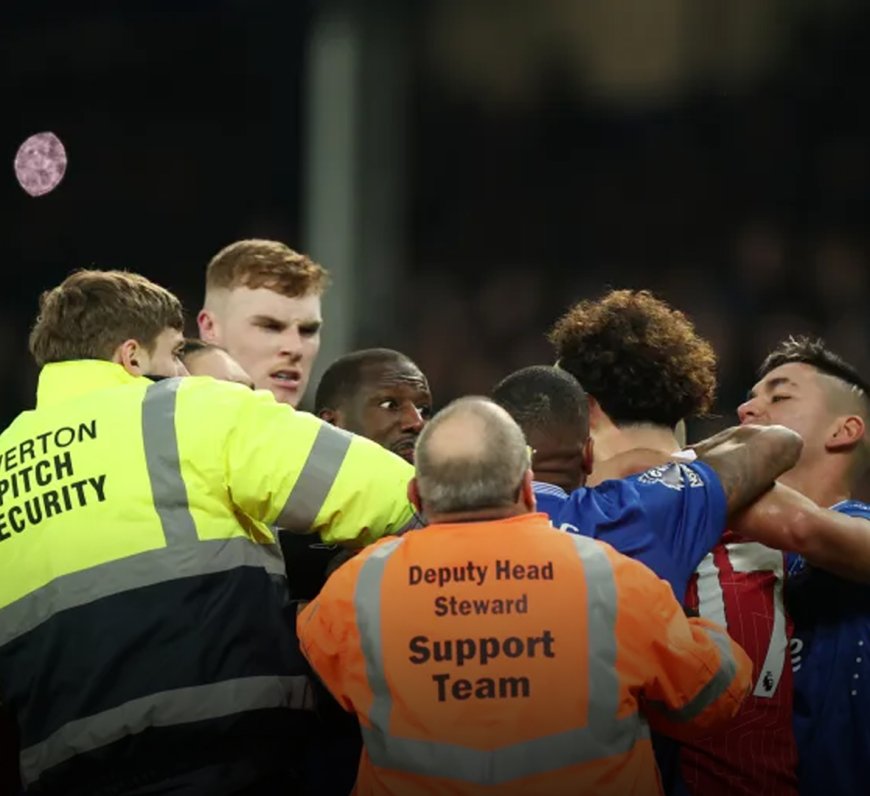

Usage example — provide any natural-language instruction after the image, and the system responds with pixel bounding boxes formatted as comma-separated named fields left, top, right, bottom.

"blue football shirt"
left=787, top=499, right=870, bottom=796
left=534, top=461, right=728, bottom=599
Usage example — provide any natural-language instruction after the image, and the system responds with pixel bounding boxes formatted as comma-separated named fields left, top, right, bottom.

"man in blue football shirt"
left=736, top=337, right=870, bottom=796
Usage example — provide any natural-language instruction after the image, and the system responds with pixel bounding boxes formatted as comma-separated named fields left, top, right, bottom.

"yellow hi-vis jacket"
left=0, top=360, right=415, bottom=794
left=298, top=514, right=753, bottom=796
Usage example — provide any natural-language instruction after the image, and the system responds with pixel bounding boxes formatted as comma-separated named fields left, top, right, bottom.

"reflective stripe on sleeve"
left=352, top=532, right=648, bottom=785
left=19, top=675, right=314, bottom=786
left=647, top=624, right=741, bottom=723
left=142, top=378, right=198, bottom=546
left=276, top=423, right=353, bottom=533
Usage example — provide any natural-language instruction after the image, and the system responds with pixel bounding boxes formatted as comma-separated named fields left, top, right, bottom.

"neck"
left=425, top=504, right=530, bottom=525
left=779, top=460, right=853, bottom=508
left=593, top=422, right=679, bottom=462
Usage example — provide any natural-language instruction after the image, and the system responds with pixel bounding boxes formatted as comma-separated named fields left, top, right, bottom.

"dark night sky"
left=2, top=1, right=309, bottom=305
left=2, top=1, right=870, bottom=436
left=1, top=2, right=312, bottom=421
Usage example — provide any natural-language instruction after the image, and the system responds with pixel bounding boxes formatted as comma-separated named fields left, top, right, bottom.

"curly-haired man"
left=549, top=288, right=716, bottom=484
left=549, top=289, right=797, bottom=796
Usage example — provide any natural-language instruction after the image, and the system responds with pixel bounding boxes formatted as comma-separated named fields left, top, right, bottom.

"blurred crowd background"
left=3, top=0, right=869, bottom=445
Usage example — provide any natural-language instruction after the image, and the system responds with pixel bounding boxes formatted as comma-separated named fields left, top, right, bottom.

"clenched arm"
left=731, top=483, right=870, bottom=581
left=215, top=382, right=416, bottom=546
left=692, top=424, right=803, bottom=514
left=612, top=548, right=752, bottom=740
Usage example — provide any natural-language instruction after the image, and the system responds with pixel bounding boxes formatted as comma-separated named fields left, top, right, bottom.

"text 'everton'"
left=0, top=419, right=107, bottom=542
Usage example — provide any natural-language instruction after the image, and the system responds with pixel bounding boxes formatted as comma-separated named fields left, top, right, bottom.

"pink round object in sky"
left=14, top=132, right=68, bottom=197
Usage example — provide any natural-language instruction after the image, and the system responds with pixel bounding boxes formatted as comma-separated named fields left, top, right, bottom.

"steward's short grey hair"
left=415, top=396, right=530, bottom=515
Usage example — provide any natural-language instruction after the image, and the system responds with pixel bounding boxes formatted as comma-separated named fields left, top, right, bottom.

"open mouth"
left=270, top=370, right=301, bottom=389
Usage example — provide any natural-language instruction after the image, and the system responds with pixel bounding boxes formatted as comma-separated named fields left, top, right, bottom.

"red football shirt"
left=680, top=532, right=798, bottom=796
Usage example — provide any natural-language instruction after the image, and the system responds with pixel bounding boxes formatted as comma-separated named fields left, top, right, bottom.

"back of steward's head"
left=414, top=397, right=530, bottom=515
left=29, top=269, right=184, bottom=367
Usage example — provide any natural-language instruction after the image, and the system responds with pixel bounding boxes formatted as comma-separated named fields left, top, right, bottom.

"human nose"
left=737, top=397, right=760, bottom=424
left=278, top=327, right=303, bottom=360
left=401, top=404, right=426, bottom=433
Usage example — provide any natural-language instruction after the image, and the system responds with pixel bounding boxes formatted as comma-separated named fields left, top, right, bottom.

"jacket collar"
left=36, top=360, right=153, bottom=409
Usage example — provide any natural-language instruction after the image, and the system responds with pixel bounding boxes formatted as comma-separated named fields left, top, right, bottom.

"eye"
left=256, top=320, right=282, bottom=332
left=299, top=324, right=321, bottom=338
left=378, top=399, right=399, bottom=411
left=418, top=404, right=432, bottom=419
left=771, top=395, right=790, bottom=403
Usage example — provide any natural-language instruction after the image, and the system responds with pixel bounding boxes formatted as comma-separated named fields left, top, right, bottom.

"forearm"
left=733, top=483, right=870, bottom=582
left=730, top=483, right=815, bottom=551
left=643, top=617, right=752, bottom=741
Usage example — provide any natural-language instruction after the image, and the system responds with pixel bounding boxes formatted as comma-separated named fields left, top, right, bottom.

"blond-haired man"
left=197, top=239, right=329, bottom=406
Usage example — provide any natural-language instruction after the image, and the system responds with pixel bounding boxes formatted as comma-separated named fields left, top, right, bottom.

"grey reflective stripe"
left=355, top=537, right=404, bottom=737
left=566, top=535, right=621, bottom=727
left=0, top=537, right=285, bottom=647
left=142, top=378, right=198, bottom=545
left=353, top=532, right=648, bottom=785
left=650, top=624, right=740, bottom=723
left=276, top=423, right=353, bottom=532
left=359, top=721, right=650, bottom=784
left=19, top=675, right=313, bottom=786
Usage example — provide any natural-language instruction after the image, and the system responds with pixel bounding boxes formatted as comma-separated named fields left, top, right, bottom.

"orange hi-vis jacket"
left=298, top=513, right=753, bottom=796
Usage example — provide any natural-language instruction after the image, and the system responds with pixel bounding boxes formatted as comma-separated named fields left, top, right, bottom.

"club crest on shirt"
left=637, top=462, right=703, bottom=490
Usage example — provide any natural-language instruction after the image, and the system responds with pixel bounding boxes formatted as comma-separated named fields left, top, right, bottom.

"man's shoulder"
left=586, top=460, right=717, bottom=511
left=178, top=377, right=307, bottom=428
left=532, top=481, right=569, bottom=500
left=350, top=533, right=407, bottom=566
left=631, top=460, right=713, bottom=491
left=179, top=374, right=264, bottom=402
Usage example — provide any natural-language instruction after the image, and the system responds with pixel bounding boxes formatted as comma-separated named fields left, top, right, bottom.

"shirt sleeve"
left=532, top=482, right=569, bottom=525
left=609, top=547, right=753, bottom=740
left=297, top=554, right=367, bottom=712
left=626, top=461, right=727, bottom=579
left=221, top=385, right=416, bottom=546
